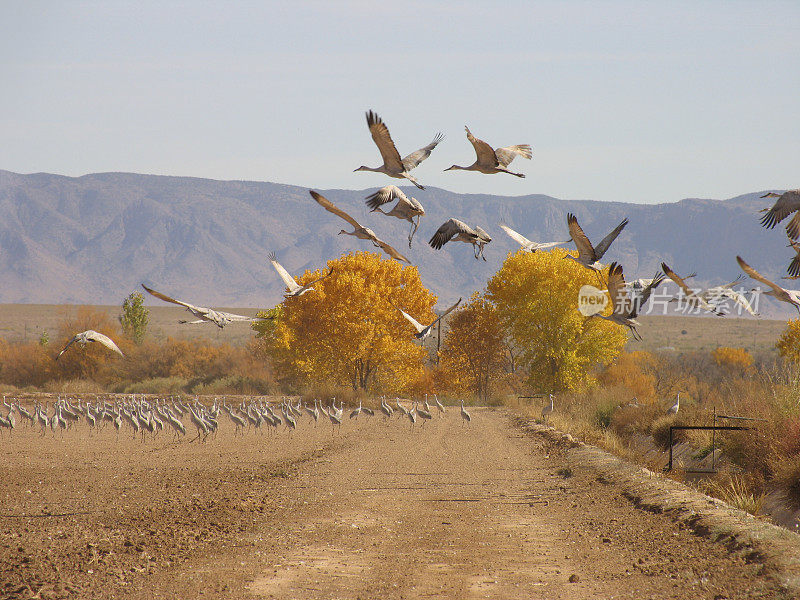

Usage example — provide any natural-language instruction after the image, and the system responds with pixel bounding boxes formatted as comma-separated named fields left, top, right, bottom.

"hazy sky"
left=1, top=1, right=798, bottom=203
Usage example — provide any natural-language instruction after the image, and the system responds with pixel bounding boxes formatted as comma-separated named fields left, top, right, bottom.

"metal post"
left=712, top=407, right=716, bottom=472
left=667, top=427, right=673, bottom=472
left=436, top=319, right=441, bottom=364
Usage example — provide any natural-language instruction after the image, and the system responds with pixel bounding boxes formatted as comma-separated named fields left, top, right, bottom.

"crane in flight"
left=56, top=330, right=124, bottom=360
left=354, top=110, right=443, bottom=190
left=445, top=126, right=531, bottom=177
left=141, top=284, right=270, bottom=328
left=390, top=297, right=462, bottom=341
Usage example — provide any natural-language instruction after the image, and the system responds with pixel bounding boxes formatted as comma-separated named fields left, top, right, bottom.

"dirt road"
left=0, top=407, right=788, bottom=599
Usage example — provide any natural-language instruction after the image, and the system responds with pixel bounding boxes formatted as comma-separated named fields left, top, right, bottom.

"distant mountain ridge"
left=0, top=170, right=790, bottom=316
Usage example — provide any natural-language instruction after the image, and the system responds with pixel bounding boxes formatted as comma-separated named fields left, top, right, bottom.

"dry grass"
left=700, top=472, right=767, bottom=516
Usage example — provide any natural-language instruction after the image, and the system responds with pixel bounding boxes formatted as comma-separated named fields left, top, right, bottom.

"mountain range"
left=0, top=169, right=791, bottom=316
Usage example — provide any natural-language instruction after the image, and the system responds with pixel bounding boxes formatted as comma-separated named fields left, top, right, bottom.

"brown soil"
left=0, top=407, right=790, bottom=599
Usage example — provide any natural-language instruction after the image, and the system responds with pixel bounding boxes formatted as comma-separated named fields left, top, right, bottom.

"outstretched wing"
left=711, top=288, right=759, bottom=317
left=737, top=256, right=786, bottom=297
left=566, top=213, right=596, bottom=262
left=464, top=126, right=499, bottom=167
left=789, top=241, right=800, bottom=278
left=307, top=266, right=335, bottom=287
left=495, top=144, right=532, bottom=167
left=606, top=263, right=634, bottom=317
left=390, top=302, right=426, bottom=334
left=760, top=190, right=800, bottom=230
left=215, top=311, right=260, bottom=322
left=787, top=211, right=800, bottom=240
left=55, top=335, right=78, bottom=360
left=268, top=252, right=301, bottom=292
left=429, top=218, right=472, bottom=250
left=402, top=132, right=444, bottom=171
left=593, top=218, right=629, bottom=260
left=142, top=284, right=203, bottom=312
left=432, top=297, right=462, bottom=325
left=375, top=238, right=411, bottom=264
left=365, top=185, right=407, bottom=210
left=310, top=191, right=363, bottom=230
left=366, top=110, right=404, bottom=172
left=632, top=272, right=666, bottom=316
left=85, top=330, right=125, bottom=357
left=661, top=262, right=696, bottom=297
left=499, top=224, right=532, bottom=249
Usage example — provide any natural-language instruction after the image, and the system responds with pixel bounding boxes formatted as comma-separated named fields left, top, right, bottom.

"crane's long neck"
left=357, top=165, right=383, bottom=173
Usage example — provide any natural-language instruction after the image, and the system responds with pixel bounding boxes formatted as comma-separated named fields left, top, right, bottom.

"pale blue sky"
left=1, top=1, right=798, bottom=203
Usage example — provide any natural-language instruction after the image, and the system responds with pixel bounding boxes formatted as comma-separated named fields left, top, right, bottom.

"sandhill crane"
left=565, top=213, right=628, bottom=272
left=354, top=110, right=442, bottom=190
left=760, top=190, right=800, bottom=240
left=380, top=399, right=393, bottom=419
left=327, top=405, right=342, bottom=431
left=305, top=400, right=320, bottom=425
left=310, top=191, right=411, bottom=264
left=499, top=224, right=571, bottom=253
left=350, top=401, right=363, bottom=420
left=56, top=330, right=124, bottom=360
left=590, top=263, right=665, bottom=340
left=407, top=403, right=417, bottom=429
left=445, top=126, right=531, bottom=177
left=417, top=403, right=433, bottom=425
left=365, top=185, right=425, bottom=247
left=698, top=275, right=758, bottom=317
left=667, top=392, right=681, bottom=415
left=269, top=252, right=334, bottom=297
left=460, top=400, right=471, bottom=425
left=661, top=263, right=723, bottom=316
left=541, top=395, right=554, bottom=420
left=390, top=297, right=462, bottom=341
left=429, top=219, right=492, bottom=260
left=142, top=285, right=268, bottom=328
left=737, top=255, right=800, bottom=314
left=395, top=398, right=409, bottom=417
left=434, top=394, right=445, bottom=417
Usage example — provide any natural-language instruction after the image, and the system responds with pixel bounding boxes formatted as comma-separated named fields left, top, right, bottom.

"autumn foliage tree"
left=254, top=251, right=436, bottom=393
left=777, top=320, right=800, bottom=363
left=486, top=248, right=627, bottom=392
left=712, top=346, right=754, bottom=372
left=598, top=350, right=658, bottom=401
left=439, top=294, right=508, bottom=401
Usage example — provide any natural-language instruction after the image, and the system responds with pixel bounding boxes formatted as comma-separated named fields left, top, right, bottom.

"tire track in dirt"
left=235, top=409, right=784, bottom=599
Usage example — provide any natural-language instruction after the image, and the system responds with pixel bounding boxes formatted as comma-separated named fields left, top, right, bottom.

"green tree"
left=120, top=291, right=149, bottom=345
left=38, top=330, right=50, bottom=347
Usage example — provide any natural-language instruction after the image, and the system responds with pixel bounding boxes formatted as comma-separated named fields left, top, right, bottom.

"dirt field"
left=0, top=406, right=790, bottom=599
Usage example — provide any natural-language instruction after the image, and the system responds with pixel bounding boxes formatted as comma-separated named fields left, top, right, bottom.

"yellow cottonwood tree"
left=486, top=248, right=627, bottom=392
left=254, top=251, right=436, bottom=393
left=777, top=320, right=800, bottom=363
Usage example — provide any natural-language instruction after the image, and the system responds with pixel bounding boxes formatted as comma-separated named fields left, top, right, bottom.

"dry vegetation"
left=516, top=344, right=800, bottom=520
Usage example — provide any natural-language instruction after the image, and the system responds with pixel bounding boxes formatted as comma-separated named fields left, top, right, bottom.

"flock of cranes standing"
left=0, top=393, right=473, bottom=440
